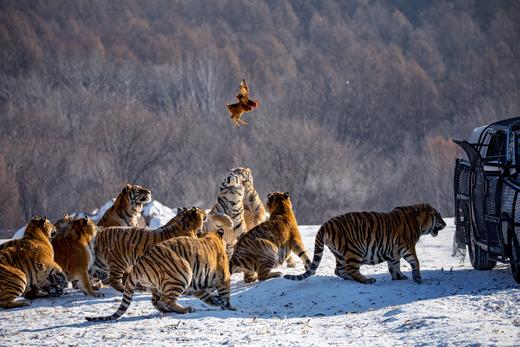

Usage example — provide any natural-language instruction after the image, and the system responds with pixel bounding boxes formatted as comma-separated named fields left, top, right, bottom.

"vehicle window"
left=485, top=131, right=506, bottom=161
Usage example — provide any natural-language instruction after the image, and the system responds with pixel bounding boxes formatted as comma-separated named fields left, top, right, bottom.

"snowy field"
left=1, top=218, right=519, bottom=346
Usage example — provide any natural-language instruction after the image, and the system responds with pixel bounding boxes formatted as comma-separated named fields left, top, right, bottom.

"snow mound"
left=143, top=200, right=177, bottom=229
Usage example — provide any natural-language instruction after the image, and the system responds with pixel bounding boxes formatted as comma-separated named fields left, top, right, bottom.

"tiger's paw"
left=413, top=274, right=422, bottom=284
left=366, top=278, right=376, bottom=284
left=222, top=304, right=237, bottom=311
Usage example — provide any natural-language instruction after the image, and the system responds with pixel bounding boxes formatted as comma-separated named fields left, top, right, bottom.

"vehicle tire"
left=510, top=234, right=520, bottom=284
left=468, top=231, right=497, bottom=270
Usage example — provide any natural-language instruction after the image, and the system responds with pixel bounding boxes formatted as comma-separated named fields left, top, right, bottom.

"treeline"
left=1, top=0, right=520, bottom=228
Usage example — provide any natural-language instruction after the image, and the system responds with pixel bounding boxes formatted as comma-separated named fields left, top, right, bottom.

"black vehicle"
left=453, top=117, right=520, bottom=283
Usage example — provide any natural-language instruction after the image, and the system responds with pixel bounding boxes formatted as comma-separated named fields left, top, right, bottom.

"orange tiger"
left=93, top=207, right=205, bottom=292
left=86, top=227, right=234, bottom=321
left=97, top=184, right=151, bottom=228
left=230, top=192, right=311, bottom=282
left=51, top=216, right=100, bottom=297
left=284, top=203, right=446, bottom=284
left=0, top=217, right=67, bottom=308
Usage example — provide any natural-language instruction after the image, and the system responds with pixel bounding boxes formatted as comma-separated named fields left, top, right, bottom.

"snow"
left=1, top=218, right=519, bottom=346
left=142, top=200, right=177, bottom=229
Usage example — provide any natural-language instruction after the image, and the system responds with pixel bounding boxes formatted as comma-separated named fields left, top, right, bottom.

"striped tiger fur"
left=97, top=184, right=152, bottom=228
left=0, top=217, right=67, bottom=308
left=230, top=167, right=266, bottom=230
left=230, top=192, right=311, bottom=283
left=209, top=173, right=246, bottom=258
left=93, top=207, right=205, bottom=292
left=284, top=203, right=447, bottom=284
left=51, top=216, right=101, bottom=297
left=85, top=228, right=234, bottom=321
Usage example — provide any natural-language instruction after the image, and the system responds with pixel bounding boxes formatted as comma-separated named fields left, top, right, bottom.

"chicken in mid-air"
left=226, top=79, right=259, bottom=127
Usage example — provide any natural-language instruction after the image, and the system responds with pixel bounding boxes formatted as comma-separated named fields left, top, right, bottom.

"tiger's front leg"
left=216, top=280, right=235, bottom=311
left=402, top=249, right=422, bottom=283
left=387, top=259, right=408, bottom=280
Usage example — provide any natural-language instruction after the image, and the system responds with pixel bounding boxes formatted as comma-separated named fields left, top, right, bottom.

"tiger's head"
left=230, top=167, right=253, bottom=188
left=120, top=184, right=152, bottom=211
left=266, top=191, right=292, bottom=214
left=203, top=212, right=234, bottom=243
left=177, top=207, right=206, bottom=235
left=69, top=216, right=97, bottom=242
left=25, top=216, right=56, bottom=241
left=406, top=203, right=446, bottom=237
left=220, top=173, right=245, bottom=196
left=53, top=214, right=74, bottom=237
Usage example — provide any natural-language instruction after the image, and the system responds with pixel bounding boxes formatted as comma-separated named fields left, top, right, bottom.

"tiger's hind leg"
left=107, top=261, right=126, bottom=292
left=0, top=265, right=30, bottom=309
left=154, top=260, right=194, bottom=314
left=401, top=248, right=422, bottom=283
left=155, top=278, right=193, bottom=314
left=339, top=251, right=376, bottom=284
left=387, top=259, right=407, bottom=280
left=78, top=269, right=104, bottom=297
left=291, top=240, right=311, bottom=270
left=285, top=256, right=297, bottom=268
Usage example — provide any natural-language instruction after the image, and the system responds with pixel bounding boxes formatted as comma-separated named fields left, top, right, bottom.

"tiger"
left=230, top=167, right=266, bottom=230
left=230, top=192, right=311, bottom=283
left=51, top=216, right=101, bottom=297
left=97, top=184, right=152, bottom=228
left=202, top=212, right=234, bottom=244
left=93, top=207, right=206, bottom=292
left=230, top=167, right=299, bottom=268
left=209, top=173, right=247, bottom=258
left=284, top=203, right=447, bottom=284
left=85, top=227, right=234, bottom=321
left=0, top=217, right=67, bottom=308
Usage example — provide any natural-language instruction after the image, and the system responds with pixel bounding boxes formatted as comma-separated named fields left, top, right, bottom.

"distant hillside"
left=1, top=0, right=519, bottom=227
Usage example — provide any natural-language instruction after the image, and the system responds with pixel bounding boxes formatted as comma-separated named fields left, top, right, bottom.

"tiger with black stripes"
left=93, top=207, right=205, bottom=292
left=51, top=216, right=100, bottom=297
left=284, top=203, right=446, bottom=284
left=97, top=184, right=152, bottom=228
left=230, top=192, right=311, bottom=282
left=0, top=217, right=67, bottom=308
left=209, top=173, right=246, bottom=258
left=85, top=224, right=234, bottom=321
left=230, top=167, right=266, bottom=230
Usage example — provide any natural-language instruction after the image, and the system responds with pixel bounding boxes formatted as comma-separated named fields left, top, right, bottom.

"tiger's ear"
left=284, top=192, right=290, bottom=198
left=123, top=184, right=131, bottom=192
left=217, top=228, right=225, bottom=237
left=267, top=193, right=273, bottom=199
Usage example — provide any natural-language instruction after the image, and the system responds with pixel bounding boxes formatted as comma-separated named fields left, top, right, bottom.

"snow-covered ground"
left=1, top=219, right=519, bottom=346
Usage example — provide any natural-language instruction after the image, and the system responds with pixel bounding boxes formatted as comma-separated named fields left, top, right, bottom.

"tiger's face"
left=266, top=192, right=292, bottom=214
left=231, top=167, right=253, bottom=187
left=220, top=173, right=244, bottom=196
left=123, top=184, right=152, bottom=208
left=419, top=204, right=446, bottom=237
left=53, top=214, right=74, bottom=237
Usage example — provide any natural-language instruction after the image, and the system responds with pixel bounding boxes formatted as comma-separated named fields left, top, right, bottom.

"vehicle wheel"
left=468, top=232, right=497, bottom=270
left=510, top=234, right=520, bottom=284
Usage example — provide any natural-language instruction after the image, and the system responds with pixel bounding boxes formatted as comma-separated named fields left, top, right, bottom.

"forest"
left=1, top=0, right=519, bottom=231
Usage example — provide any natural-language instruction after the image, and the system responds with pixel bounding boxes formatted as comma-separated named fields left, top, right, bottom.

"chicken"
left=226, top=79, right=259, bottom=127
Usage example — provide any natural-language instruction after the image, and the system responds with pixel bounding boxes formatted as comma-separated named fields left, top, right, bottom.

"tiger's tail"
left=284, top=225, right=326, bottom=281
left=85, top=271, right=136, bottom=321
